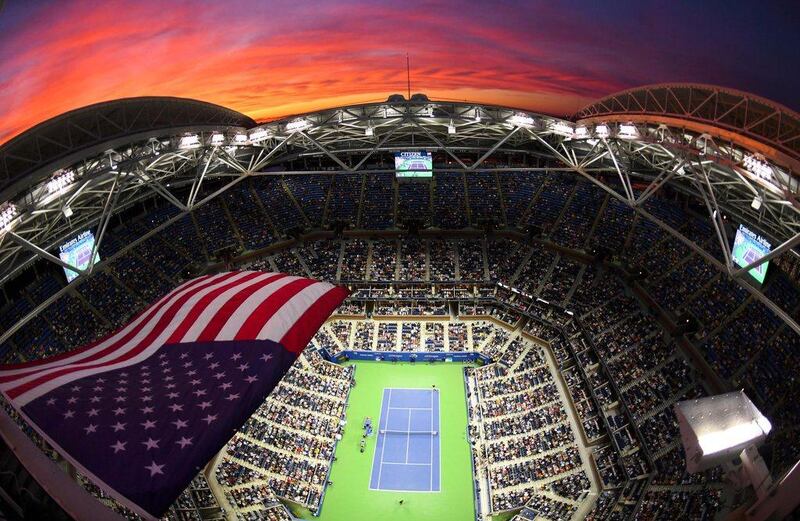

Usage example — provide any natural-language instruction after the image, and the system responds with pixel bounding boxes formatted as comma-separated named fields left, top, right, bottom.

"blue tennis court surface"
left=369, top=388, right=441, bottom=492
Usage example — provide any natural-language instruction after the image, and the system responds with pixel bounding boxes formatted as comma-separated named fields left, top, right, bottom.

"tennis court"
left=369, top=388, right=441, bottom=492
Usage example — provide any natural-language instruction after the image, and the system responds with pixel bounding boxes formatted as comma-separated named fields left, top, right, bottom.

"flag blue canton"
left=22, top=339, right=296, bottom=517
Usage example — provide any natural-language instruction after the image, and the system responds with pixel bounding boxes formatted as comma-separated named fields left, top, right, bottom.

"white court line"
left=381, top=462, right=432, bottom=467
left=404, top=403, right=412, bottom=464
left=376, top=388, right=391, bottom=489
left=429, top=394, right=434, bottom=491
left=388, top=406, right=432, bottom=411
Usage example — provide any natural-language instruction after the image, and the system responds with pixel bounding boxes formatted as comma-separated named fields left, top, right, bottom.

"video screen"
left=731, top=224, right=771, bottom=284
left=59, top=230, right=100, bottom=282
left=395, top=151, right=432, bottom=178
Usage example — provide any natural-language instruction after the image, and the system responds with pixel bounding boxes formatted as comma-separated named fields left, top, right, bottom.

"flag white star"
left=180, top=353, right=189, bottom=359
left=141, top=379, right=151, bottom=384
left=87, top=408, right=100, bottom=417
left=172, top=419, right=188, bottom=429
left=182, top=361, right=193, bottom=368
left=117, top=386, right=127, bottom=393
left=176, top=436, right=193, bottom=449
left=114, top=396, right=126, bottom=403
left=166, top=392, right=180, bottom=399
left=165, top=383, right=177, bottom=389
left=120, top=372, right=128, bottom=377
left=93, top=386, right=103, bottom=392
left=112, top=407, right=126, bottom=416
left=190, top=379, right=201, bottom=386
left=203, top=353, right=214, bottom=360
left=142, top=438, right=160, bottom=450
left=141, top=420, right=157, bottom=430
left=141, top=406, right=154, bottom=414
left=192, top=389, right=207, bottom=397
left=70, top=386, right=81, bottom=392
left=209, top=362, right=220, bottom=370
left=119, top=379, right=128, bottom=385
left=213, top=372, right=226, bottom=380
left=145, top=461, right=165, bottom=477
left=141, top=395, right=153, bottom=402
left=141, top=386, right=151, bottom=393
left=111, top=422, right=126, bottom=432
left=46, top=398, right=56, bottom=406
left=84, top=424, right=97, bottom=434
left=231, top=353, right=242, bottom=361
left=237, top=363, right=250, bottom=372
left=164, top=375, right=174, bottom=381
left=225, top=393, right=240, bottom=401
left=96, top=378, right=106, bottom=384
left=202, top=414, right=218, bottom=424
left=197, top=401, right=212, bottom=410
left=245, top=375, right=258, bottom=384
left=63, top=410, right=75, bottom=419
left=158, top=353, right=167, bottom=359
left=110, top=440, right=126, bottom=453
left=67, top=397, right=78, bottom=404
left=163, top=367, right=172, bottom=373
left=168, top=404, right=183, bottom=412
left=260, top=354, right=274, bottom=363
left=89, top=396, right=101, bottom=403
left=220, top=382, right=232, bottom=391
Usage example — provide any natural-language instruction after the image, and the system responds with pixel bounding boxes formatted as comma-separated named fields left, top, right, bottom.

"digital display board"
left=731, top=224, right=771, bottom=284
left=395, top=151, right=432, bottom=178
left=59, top=230, right=100, bottom=282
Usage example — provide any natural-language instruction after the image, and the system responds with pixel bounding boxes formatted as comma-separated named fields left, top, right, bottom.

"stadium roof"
left=0, top=86, right=798, bottom=337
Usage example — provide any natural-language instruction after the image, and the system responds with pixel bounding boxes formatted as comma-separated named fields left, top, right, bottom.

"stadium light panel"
left=618, top=124, right=639, bottom=139
left=743, top=154, right=773, bottom=182
left=179, top=135, right=200, bottom=149
left=285, top=118, right=312, bottom=132
left=574, top=126, right=589, bottom=139
left=62, top=206, right=73, bottom=218
left=448, top=121, right=456, bottom=134
left=210, top=133, right=225, bottom=146
left=594, top=124, right=610, bottom=138
left=509, top=113, right=535, bottom=127
left=47, top=170, right=76, bottom=194
left=549, top=121, right=574, bottom=137
left=249, top=128, right=272, bottom=143
left=751, top=196, right=763, bottom=211
left=0, top=203, right=18, bottom=232
left=232, top=133, right=248, bottom=145
left=365, top=126, right=374, bottom=136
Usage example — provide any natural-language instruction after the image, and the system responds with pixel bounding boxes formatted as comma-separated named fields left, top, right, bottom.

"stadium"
left=0, top=84, right=798, bottom=521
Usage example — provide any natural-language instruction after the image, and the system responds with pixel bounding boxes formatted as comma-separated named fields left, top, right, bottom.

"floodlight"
left=210, top=133, right=225, bottom=146
left=618, top=124, right=639, bottom=139
left=0, top=203, right=18, bottom=232
left=448, top=121, right=456, bottom=135
left=574, top=126, right=589, bottom=139
left=751, top=196, right=763, bottom=211
left=249, top=128, right=272, bottom=143
left=743, top=155, right=773, bottom=182
left=365, top=126, right=374, bottom=136
left=47, top=170, right=76, bottom=194
left=285, top=119, right=312, bottom=132
left=675, top=391, right=771, bottom=473
left=594, top=124, right=610, bottom=138
left=550, top=121, right=574, bottom=137
left=509, top=113, right=535, bottom=127
left=232, top=133, right=248, bottom=145
left=63, top=206, right=73, bottom=218
left=179, top=135, right=200, bottom=149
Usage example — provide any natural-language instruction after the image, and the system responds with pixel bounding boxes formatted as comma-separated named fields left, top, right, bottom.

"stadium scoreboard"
left=731, top=224, right=771, bottom=284
left=59, top=230, right=100, bottom=282
left=395, top=151, right=432, bottom=178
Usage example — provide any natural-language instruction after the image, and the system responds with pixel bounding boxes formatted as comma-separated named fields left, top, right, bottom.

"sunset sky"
left=0, top=0, right=797, bottom=145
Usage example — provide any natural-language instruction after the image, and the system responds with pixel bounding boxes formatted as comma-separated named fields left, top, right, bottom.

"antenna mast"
left=406, top=53, right=411, bottom=100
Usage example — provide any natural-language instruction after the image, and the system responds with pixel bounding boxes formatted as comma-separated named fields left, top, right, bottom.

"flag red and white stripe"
left=0, top=271, right=348, bottom=406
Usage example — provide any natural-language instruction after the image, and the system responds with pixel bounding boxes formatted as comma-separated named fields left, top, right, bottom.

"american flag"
left=0, top=271, right=348, bottom=519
